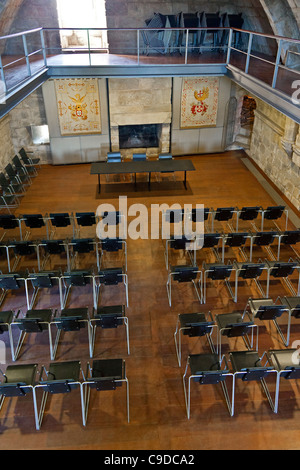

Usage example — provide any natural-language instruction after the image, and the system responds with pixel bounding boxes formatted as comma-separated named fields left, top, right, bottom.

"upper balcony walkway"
left=0, top=26, right=299, bottom=122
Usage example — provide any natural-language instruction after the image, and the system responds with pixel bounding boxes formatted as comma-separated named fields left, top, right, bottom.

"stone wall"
left=0, top=114, right=14, bottom=169
left=249, top=98, right=300, bottom=210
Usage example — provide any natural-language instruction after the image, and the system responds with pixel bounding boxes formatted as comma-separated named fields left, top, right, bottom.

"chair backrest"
left=253, top=231, right=276, bottom=246
left=49, top=213, right=71, bottom=227
left=206, top=264, right=233, bottom=280
left=41, top=240, right=65, bottom=255
left=29, top=272, right=60, bottom=288
left=239, top=263, right=265, bottom=279
left=240, top=367, right=273, bottom=381
left=281, top=230, right=300, bottom=245
left=214, top=207, right=235, bottom=221
left=101, top=238, right=123, bottom=252
left=22, top=214, right=45, bottom=229
left=101, top=211, right=122, bottom=226
left=191, top=208, right=209, bottom=222
left=239, top=206, right=260, bottom=221
left=5, top=163, right=17, bottom=178
left=0, top=214, right=19, bottom=229
left=94, top=313, right=123, bottom=329
left=63, top=270, right=91, bottom=286
left=12, top=155, right=22, bottom=168
left=40, top=380, right=74, bottom=394
left=55, top=315, right=84, bottom=331
left=17, top=318, right=44, bottom=333
left=12, top=241, right=36, bottom=256
left=0, top=382, right=29, bottom=397
left=263, top=205, right=285, bottom=220
left=172, top=265, right=198, bottom=283
left=170, top=236, right=191, bottom=250
left=225, top=232, right=248, bottom=247
left=98, top=268, right=123, bottom=285
left=269, top=262, right=297, bottom=278
left=75, top=212, right=96, bottom=227
left=196, top=370, right=229, bottom=385
left=107, top=152, right=121, bottom=163
left=0, top=173, right=10, bottom=187
left=0, top=274, right=24, bottom=290
left=203, top=233, right=221, bottom=248
left=184, top=321, right=214, bottom=337
left=222, top=322, right=254, bottom=338
left=87, top=377, right=122, bottom=391
left=70, top=238, right=94, bottom=254
left=19, top=148, right=28, bottom=162
left=255, top=305, right=286, bottom=320
left=165, top=209, right=184, bottom=224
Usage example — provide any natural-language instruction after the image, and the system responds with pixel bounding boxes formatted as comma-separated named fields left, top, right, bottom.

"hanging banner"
left=55, top=78, right=101, bottom=135
left=180, top=77, right=219, bottom=128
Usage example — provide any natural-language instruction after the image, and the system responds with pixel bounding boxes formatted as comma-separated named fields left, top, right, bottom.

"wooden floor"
left=1, top=150, right=300, bottom=450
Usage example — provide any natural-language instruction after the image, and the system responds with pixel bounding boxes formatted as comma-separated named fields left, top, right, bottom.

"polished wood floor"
left=0, top=150, right=300, bottom=450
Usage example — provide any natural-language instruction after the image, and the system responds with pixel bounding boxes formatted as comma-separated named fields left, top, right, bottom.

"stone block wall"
left=249, top=98, right=300, bottom=210
left=0, top=114, right=14, bottom=168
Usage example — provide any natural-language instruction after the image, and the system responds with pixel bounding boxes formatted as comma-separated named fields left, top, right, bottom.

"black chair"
left=25, top=270, right=62, bottom=310
left=47, top=213, right=75, bottom=239
left=211, top=207, right=235, bottom=231
left=8, top=240, right=39, bottom=272
left=0, top=363, right=39, bottom=429
left=99, top=237, right=127, bottom=270
left=68, top=238, right=100, bottom=270
left=201, top=262, right=233, bottom=303
left=20, top=214, right=48, bottom=240
left=34, top=360, right=83, bottom=430
left=0, top=194, right=19, bottom=213
left=11, top=308, right=54, bottom=360
left=12, top=154, right=37, bottom=178
left=260, top=205, right=288, bottom=231
left=0, top=310, right=15, bottom=360
left=96, top=267, right=129, bottom=308
left=183, top=353, right=233, bottom=418
left=96, top=211, right=126, bottom=239
left=231, top=261, right=266, bottom=302
left=267, top=348, right=300, bottom=413
left=91, top=305, right=129, bottom=357
left=167, top=264, right=202, bottom=307
left=52, top=307, right=93, bottom=359
left=0, top=272, right=28, bottom=308
left=214, top=311, right=258, bottom=359
left=265, top=260, right=299, bottom=298
left=165, top=235, right=197, bottom=269
left=75, top=212, right=97, bottom=237
left=249, top=231, right=277, bottom=261
left=0, top=172, right=25, bottom=197
left=162, top=209, right=185, bottom=239
left=229, top=350, right=277, bottom=415
left=235, top=206, right=260, bottom=231
left=60, top=270, right=95, bottom=309
left=221, top=232, right=249, bottom=263
left=81, top=359, right=129, bottom=426
left=5, top=163, right=31, bottom=187
left=174, top=312, right=216, bottom=366
left=38, top=239, right=69, bottom=271
left=277, top=230, right=300, bottom=260
left=19, top=147, right=41, bottom=168
left=244, top=297, right=292, bottom=346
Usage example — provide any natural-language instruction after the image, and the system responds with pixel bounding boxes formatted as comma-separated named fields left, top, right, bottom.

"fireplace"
left=118, top=124, right=159, bottom=149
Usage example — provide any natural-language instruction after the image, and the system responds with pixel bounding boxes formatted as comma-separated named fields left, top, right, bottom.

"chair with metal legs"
left=0, top=272, right=28, bottom=309
left=174, top=312, right=216, bottom=367
left=234, top=206, right=261, bottom=232
left=244, top=297, right=292, bottom=346
left=210, top=207, right=235, bottom=231
left=183, top=353, right=234, bottom=419
left=7, top=240, right=40, bottom=272
left=264, top=259, right=300, bottom=298
left=37, top=239, right=70, bottom=271
left=279, top=296, right=300, bottom=342
left=229, top=350, right=277, bottom=415
left=0, top=363, right=39, bottom=429
left=67, top=238, right=100, bottom=270
left=19, top=214, right=48, bottom=241
left=95, top=267, right=129, bottom=308
left=0, top=311, right=15, bottom=361
left=52, top=307, right=93, bottom=359
left=46, top=213, right=75, bottom=239
left=74, top=212, right=97, bottom=238
left=33, top=360, right=84, bottom=430
left=266, top=348, right=300, bottom=413
left=81, top=358, right=129, bottom=426
left=231, top=261, right=267, bottom=303
left=221, top=232, right=250, bottom=263
left=248, top=231, right=277, bottom=262
left=164, top=236, right=196, bottom=270
left=201, top=262, right=234, bottom=304
left=166, top=264, right=202, bottom=307
left=260, top=205, right=288, bottom=231
left=25, top=270, right=63, bottom=310
left=0, top=214, right=22, bottom=242
left=214, top=311, right=259, bottom=361
left=91, top=305, right=129, bottom=357
left=276, top=230, right=300, bottom=260
left=99, top=238, right=127, bottom=271
left=11, top=308, right=55, bottom=360
left=60, top=269, right=95, bottom=309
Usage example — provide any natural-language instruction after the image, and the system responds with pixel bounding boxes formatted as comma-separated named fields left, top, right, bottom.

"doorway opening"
left=56, top=0, right=108, bottom=52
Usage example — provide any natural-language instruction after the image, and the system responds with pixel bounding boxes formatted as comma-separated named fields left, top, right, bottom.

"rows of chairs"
left=175, top=295, right=300, bottom=417
left=0, top=358, right=129, bottom=430
left=142, top=11, right=244, bottom=55
left=0, top=148, right=41, bottom=213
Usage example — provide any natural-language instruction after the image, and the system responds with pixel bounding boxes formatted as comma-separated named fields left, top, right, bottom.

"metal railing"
left=0, top=26, right=299, bottom=100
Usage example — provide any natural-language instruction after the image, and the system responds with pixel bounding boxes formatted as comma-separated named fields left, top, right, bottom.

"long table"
left=91, top=159, right=196, bottom=193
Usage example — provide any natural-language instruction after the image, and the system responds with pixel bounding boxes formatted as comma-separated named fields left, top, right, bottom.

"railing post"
left=245, top=33, right=253, bottom=74
left=22, top=33, right=31, bottom=77
left=40, top=28, right=47, bottom=67
left=185, top=29, right=189, bottom=64
left=272, top=39, right=282, bottom=89
left=226, top=29, right=233, bottom=65
left=0, top=54, right=7, bottom=101
left=87, top=29, right=91, bottom=66
left=137, top=29, right=140, bottom=65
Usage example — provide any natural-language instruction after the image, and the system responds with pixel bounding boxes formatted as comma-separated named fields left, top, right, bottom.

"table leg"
left=184, top=171, right=187, bottom=189
left=98, top=174, right=101, bottom=194
left=148, top=172, right=151, bottom=191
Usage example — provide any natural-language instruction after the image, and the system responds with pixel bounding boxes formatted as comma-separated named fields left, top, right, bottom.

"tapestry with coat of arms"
left=55, top=78, right=101, bottom=135
left=180, top=77, right=219, bottom=128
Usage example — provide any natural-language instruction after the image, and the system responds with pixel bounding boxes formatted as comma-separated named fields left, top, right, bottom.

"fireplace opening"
left=118, top=124, right=159, bottom=149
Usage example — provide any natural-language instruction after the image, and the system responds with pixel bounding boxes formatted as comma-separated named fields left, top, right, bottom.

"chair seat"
left=92, top=358, right=124, bottom=380
left=268, top=349, right=298, bottom=371
left=215, top=312, right=244, bottom=330
left=60, top=307, right=89, bottom=320
left=26, top=309, right=53, bottom=323
left=179, top=313, right=206, bottom=328
left=189, top=353, right=221, bottom=375
left=229, top=351, right=273, bottom=381
left=4, top=363, right=38, bottom=385
left=95, top=305, right=124, bottom=316
left=0, top=310, right=14, bottom=329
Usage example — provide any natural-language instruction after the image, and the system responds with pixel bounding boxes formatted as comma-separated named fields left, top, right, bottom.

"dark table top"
left=90, top=159, right=196, bottom=175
